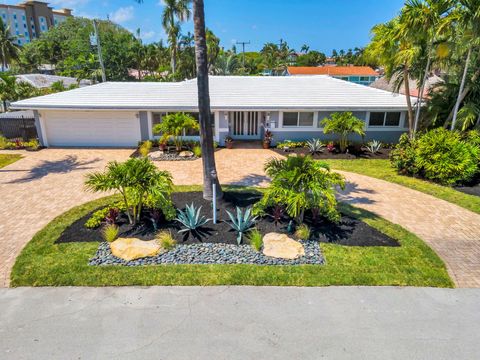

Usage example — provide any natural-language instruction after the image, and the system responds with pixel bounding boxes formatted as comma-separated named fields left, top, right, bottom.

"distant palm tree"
left=301, top=44, right=309, bottom=54
left=213, top=52, right=239, bottom=75
left=192, top=0, right=222, bottom=200
left=0, top=18, right=19, bottom=71
left=162, top=0, right=191, bottom=76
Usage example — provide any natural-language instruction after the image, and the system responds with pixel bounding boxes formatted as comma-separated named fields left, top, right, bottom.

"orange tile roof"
left=288, top=66, right=378, bottom=76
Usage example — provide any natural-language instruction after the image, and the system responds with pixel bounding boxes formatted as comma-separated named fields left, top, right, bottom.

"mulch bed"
left=57, top=191, right=398, bottom=247
left=455, top=183, right=480, bottom=197
left=271, top=147, right=391, bottom=159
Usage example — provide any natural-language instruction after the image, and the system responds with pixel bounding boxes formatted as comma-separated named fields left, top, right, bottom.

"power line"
left=236, top=40, right=250, bottom=67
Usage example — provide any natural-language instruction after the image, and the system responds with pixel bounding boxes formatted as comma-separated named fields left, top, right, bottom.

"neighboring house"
left=15, top=74, right=91, bottom=89
left=287, top=66, right=380, bottom=85
left=0, top=1, right=72, bottom=46
left=370, top=74, right=443, bottom=99
left=12, top=76, right=411, bottom=148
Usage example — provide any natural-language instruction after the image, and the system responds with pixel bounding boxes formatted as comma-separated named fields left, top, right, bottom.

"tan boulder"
left=178, top=150, right=194, bottom=158
left=110, top=238, right=161, bottom=261
left=262, top=232, right=305, bottom=260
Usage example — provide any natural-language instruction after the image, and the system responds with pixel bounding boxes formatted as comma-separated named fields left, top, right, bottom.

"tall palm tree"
left=0, top=18, right=20, bottom=71
left=192, top=0, right=223, bottom=200
left=162, top=0, right=191, bottom=76
left=450, top=0, right=480, bottom=130
left=400, top=0, right=453, bottom=134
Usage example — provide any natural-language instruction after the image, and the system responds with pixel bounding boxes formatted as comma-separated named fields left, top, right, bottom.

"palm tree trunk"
left=475, top=113, right=480, bottom=129
left=451, top=47, right=472, bottom=130
left=403, top=67, right=414, bottom=137
left=192, top=0, right=223, bottom=200
left=171, top=42, right=177, bottom=75
left=413, top=50, right=432, bottom=135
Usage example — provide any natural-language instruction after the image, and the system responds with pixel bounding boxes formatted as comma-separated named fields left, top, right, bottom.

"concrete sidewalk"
left=1, top=286, right=479, bottom=359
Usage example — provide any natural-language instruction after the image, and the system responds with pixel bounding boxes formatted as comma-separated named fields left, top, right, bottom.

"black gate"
left=0, top=116, right=37, bottom=140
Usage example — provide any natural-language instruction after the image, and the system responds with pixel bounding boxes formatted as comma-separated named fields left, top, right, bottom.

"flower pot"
left=226, top=142, right=233, bottom=149
left=159, top=144, right=167, bottom=151
left=262, top=141, right=270, bottom=149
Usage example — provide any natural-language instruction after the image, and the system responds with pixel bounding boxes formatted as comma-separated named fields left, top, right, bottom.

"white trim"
left=38, top=114, right=48, bottom=147
left=147, top=111, right=153, bottom=139
left=214, top=111, right=220, bottom=141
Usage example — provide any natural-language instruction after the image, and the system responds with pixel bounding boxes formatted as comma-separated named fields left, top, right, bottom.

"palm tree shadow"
left=336, top=181, right=376, bottom=205
left=6, top=155, right=101, bottom=183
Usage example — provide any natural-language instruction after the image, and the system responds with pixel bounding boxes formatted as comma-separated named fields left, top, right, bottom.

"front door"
left=229, top=111, right=261, bottom=140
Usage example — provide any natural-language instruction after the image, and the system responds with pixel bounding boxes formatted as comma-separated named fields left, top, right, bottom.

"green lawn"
left=325, top=159, right=480, bottom=215
left=10, top=185, right=453, bottom=288
left=0, top=154, right=22, bottom=168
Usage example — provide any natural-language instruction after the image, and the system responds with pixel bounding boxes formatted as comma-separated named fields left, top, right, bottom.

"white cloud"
left=110, top=6, right=134, bottom=24
left=48, top=0, right=91, bottom=8
left=142, top=30, right=156, bottom=40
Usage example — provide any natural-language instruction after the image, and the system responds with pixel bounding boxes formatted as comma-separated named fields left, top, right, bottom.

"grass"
left=325, top=159, right=480, bottom=215
left=0, top=154, right=22, bottom=168
left=10, top=185, right=453, bottom=288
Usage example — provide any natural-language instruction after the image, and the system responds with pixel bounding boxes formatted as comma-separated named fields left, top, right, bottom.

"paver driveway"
left=1, top=147, right=480, bottom=288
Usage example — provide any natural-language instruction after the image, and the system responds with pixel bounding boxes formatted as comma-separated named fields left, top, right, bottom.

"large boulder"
left=178, top=150, right=194, bottom=158
left=110, top=238, right=161, bottom=261
left=262, top=232, right=305, bottom=260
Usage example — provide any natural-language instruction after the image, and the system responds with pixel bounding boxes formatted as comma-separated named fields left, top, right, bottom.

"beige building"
left=0, top=1, right=72, bottom=46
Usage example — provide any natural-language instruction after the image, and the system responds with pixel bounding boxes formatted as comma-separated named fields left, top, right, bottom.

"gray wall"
left=139, top=111, right=149, bottom=141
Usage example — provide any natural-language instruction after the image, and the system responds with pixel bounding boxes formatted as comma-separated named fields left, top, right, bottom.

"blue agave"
left=175, top=203, right=210, bottom=233
left=225, top=206, right=257, bottom=245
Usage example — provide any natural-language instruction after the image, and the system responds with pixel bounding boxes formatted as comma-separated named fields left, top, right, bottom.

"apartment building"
left=0, top=1, right=72, bottom=45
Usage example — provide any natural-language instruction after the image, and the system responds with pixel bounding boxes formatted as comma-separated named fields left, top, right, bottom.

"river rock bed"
left=89, top=240, right=325, bottom=266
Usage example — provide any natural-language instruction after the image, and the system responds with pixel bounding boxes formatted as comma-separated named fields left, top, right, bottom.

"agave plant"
left=306, top=138, right=324, bottom=155
left=366, top=140, right=382, bottom=154
left=175, top=203, right=210, bottom=234
left=225, top=207, right=257, bottom=245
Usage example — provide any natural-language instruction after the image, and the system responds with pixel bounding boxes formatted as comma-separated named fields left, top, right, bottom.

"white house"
left=12, top=76, right=412, bottom=148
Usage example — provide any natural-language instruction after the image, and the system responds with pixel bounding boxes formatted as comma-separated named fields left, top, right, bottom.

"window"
left=360, top=76, right=370, bottom=82
left=22, top=15, right=25, bottom=21
left=283, top=112, right=314, bottom=127
left=40, top=17, right=44, bottom=23
left=369, top=112, right=401, bottom=127
left=13, top=14, right=16, bottom=20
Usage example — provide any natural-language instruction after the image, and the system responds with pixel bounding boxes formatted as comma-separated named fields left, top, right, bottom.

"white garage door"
left=43, top=111, right=141, bottom=147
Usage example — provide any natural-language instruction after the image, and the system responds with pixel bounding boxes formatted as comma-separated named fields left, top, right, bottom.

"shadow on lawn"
left=336, top=181, right=377, bottom=205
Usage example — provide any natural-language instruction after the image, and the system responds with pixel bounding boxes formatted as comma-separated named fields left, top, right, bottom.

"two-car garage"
left=39, top=111, right=142, bottom=147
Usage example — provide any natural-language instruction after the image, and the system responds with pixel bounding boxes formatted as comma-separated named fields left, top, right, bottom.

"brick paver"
left=1, top=147, right=480, bottom=288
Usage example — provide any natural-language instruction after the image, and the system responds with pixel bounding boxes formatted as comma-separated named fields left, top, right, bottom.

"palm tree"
left=301, top=44, right=309, bottom=54
left=400, top=0, right=453, bottom=134
left=0, top=18, right=20, bottom=71
left=162, top=0, right=191, bottom=76
left=192, top=0, right=223, bottom=200
left=450, top=0, right=480, bottom=130
left=213, top=52, right=239, bottom=75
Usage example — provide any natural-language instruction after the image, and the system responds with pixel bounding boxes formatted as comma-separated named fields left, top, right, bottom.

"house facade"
left=12, top=76, right=411, bottom=148
left=287, top=66, right=380, bottom=86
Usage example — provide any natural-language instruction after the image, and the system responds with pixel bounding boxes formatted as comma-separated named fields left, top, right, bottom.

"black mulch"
left=455, top=183, right=480, bottom=197
left=271, top=147, right=391, bottom=160
left=56, top=191, right=399, bottom=247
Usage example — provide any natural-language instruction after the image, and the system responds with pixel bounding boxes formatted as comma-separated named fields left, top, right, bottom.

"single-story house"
left=287, top=66, right=380, bottom=86
left=11, top=75, right=412, bottom=148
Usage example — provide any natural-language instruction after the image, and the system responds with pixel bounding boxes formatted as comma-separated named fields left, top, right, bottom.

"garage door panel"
left=44, top=111, right=140, bottom=147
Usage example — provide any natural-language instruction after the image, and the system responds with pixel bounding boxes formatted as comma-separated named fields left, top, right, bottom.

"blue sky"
left=7, top=0, right=405, bottom=53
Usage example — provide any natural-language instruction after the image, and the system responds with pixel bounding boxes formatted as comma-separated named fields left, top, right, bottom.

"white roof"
left=12, top=76, right=411, bottom=111
left=15, top=74, right=91, bottom=89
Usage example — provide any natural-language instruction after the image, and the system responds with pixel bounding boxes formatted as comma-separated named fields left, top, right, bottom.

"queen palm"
left=0, top=18, right=19, bottom=71
left=192, top=0, right=222, bottom=200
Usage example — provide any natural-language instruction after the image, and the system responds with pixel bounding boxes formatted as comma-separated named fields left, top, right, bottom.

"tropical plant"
left=192, top=145, right=202, bottom=157
left=175, top=203, right=210, bottom=233
left=258, top=155, right=345, bottom=223
left=270, top=204, right=284, bottom=226
left=248, top=229, right=263, bottom=251
left=415, top=128, right=479, bottom=185
left=85, top=158, right=174, bottom=225
left=0, top=18, right=19, bottom=71
left=101, top=224, right=119, bottom=243
left=225, top=206, right=257, bottom=245
left=0, top=134, right=8, bottom=149
left=156, top=230, right=177, bottom=250
left=192, top=0, right=223, bottom=200
left=0, top=74, right=37, bottom=111
left=306, top=138, right=324, bottom=154
left=213, top=52, right=239, bottom=75
left=105, top=208, right=119, bottom=225
left=390, top=133, right=420, bottom=175
left=366, top=140, right=383, bottom=154
left=294, top=224, right=311, bottom=240
left=139, top=140, right=152, bottom=157
left=321, top=112, right=365, bottom=152
left=153, top=112, right=199, bottom=151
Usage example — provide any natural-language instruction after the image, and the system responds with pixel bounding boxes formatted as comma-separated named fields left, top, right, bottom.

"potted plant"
left=225, top=136, right=234, bottom=149
left=263, top=130, right=273, bottom=149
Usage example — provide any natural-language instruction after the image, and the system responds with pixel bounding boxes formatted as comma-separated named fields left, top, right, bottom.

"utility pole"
left=92, top=19, right=106, bottom=82
left=236, top=40, right=250, bottom=67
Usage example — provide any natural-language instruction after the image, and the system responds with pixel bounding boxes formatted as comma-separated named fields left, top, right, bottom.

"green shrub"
left=156, top=230, right=176, bottom=251
left=464, top=130, right=480, bottom=148
left=294, top=224, right=311, bottom=240
left=192, top=145, right=202, bottom=157
left=0, top=135, right=9, bottom=149
left=101, top=224, right=119, bottom=243
left=85, top=207, right=111, bottom=228
left=25, top=139, right=40, bottom=150
left=415, top=128, right=479, bottom=185
left=321, top=112, right=365, bottom=152
left=248, top=229, right=263, bottom=251
left=276, top=140, right=306, bottom=149
left=390, top=133, right=419, bottom=176
left=139, top=140, right=152, bottom=157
